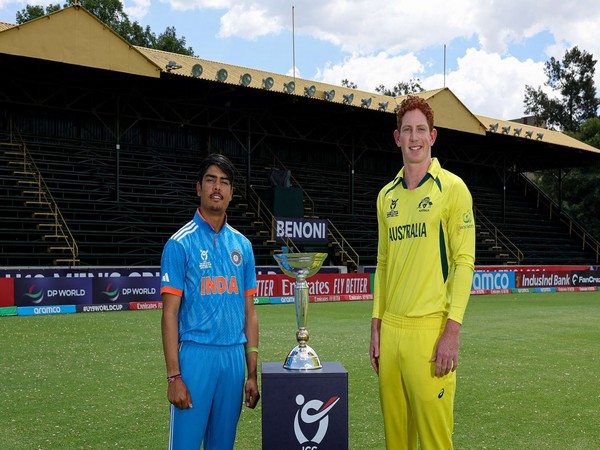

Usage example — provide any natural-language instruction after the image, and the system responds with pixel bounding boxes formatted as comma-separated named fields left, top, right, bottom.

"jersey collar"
left=396, top=157, right=442, bottom=190
left=195, top=208, right=228, bottom=233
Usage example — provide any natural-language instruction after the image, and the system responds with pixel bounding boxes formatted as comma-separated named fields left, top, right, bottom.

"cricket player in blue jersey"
left=160, top=153, right=260, bottom=450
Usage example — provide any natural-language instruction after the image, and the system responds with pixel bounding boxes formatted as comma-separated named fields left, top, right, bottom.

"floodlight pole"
left=443, top=44, right=446, bottom=88
left=292, top=6, right=296, bottom=82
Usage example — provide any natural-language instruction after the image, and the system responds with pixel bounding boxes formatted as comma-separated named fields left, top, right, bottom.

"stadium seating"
left=1, top=136, right=597, bottom=269
left=470, top=181, right=597, bottom=265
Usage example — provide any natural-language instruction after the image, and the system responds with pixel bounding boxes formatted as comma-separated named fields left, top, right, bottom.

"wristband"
left=245, top=346, right=259, bottom=354
left=167, top=373, right=182, bottom=383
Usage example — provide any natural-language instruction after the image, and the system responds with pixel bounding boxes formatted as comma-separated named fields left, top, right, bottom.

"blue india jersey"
left=160, top=210, right=257, bottom=345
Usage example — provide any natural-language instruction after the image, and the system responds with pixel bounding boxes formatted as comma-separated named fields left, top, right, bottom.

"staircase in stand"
left=2, top=140, right=79, bottom=266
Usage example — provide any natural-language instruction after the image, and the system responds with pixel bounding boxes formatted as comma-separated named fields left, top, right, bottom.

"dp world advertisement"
left=12, top=276, right=159, bottom=307
left=1, top=267, right=162, bottom=316
left=14, top=277, right=93, bottom=306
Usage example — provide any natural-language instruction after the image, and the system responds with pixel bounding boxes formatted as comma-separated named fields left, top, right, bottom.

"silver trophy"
left=273, top=252, right=327, bottom=370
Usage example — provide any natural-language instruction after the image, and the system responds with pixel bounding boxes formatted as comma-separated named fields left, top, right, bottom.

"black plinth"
left=261, top=361, right=348, bottom=450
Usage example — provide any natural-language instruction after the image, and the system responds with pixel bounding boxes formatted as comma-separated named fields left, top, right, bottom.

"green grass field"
left=1, top=292, right=599, bottom=449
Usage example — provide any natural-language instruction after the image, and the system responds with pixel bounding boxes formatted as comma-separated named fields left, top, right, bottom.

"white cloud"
left=137, top=1, right=465, bottom=54
left=428, top=49, right=547, bottom=119
left=286, top=65, right=301, bottom=78
left=315, top=52, right=424, bottom=93
left=207, top=0, right=476, bottom=55
left=218, top=3, right=284, bottom=39
left=0, top=0, right=51, bottom=13
left=162, top=0, right=232, bottom=11
left=315, top=48, right=550, bottom=119
left=124, top=0, right=151, bottom=20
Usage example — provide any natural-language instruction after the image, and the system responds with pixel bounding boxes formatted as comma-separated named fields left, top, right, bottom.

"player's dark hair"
left=396, top=95, right=435, bottom=131
left=197, top=153, right=235, bottom=186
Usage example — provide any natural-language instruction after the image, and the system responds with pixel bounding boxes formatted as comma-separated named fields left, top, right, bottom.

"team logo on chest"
left=199, top=249, right=212, bottom=270
left=230, top=249, right=243, bottom=266
left=386, top=198, right=399, bottom=218
left=418, top=196, right=433, bottom=212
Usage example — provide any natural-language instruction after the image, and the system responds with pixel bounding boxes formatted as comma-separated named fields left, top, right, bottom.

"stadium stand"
left=1, top=130, right=599, bottom=269
left=471, top=179, right=598, bottom=266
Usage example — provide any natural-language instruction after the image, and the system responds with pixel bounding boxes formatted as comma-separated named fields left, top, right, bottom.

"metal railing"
left=327, top=219, right=360, bottom=269
left=265, top=151, right=316, bottom=217
left=8, top=128, right=79, bottom=265
left=522, top=174, right=600, bottom=264
left=249, top=184, right=301, bottom=253
left=260, top=154, right=360, bottom=266
left=474, top=207, right=523, bottom=264
left=232, top=155, right=359, bottom=268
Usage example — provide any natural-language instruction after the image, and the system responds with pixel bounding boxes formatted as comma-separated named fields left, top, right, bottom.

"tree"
left=70, top=0, right=127, bottom=31
left=580, top=118, right=600, bottom=149
left=562, top=118, right=600, bottom=238
left=119, top=20, right=156, bottom=48
left=524, top=46, right=599, bottom=132
left=16, top=4, right=61, bottom=23
left=14, top=0, right=194, bottom=56
left=155, top=27, right=194, bottom=56
left=524, top=48, right=600, bottom=240
left=375, top=78, right=424, bottom=97
left=341, top=79, right=357, bottom=89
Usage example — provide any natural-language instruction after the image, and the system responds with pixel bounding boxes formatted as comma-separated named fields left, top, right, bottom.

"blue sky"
left=1, top=0, right=599, bottom=120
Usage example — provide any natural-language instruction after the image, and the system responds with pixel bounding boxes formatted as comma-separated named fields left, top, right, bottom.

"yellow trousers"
left=379, top=313, right=455, bottom=450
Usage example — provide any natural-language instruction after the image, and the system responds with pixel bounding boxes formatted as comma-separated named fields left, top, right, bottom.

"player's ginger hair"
left=396, top=95, right=435, bottom=131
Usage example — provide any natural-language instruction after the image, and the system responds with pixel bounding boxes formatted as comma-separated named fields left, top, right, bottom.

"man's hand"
left=167, top=378, right=193, bottom=409
left=244, top=377, right=260, bottom=409
left=370, top=318, right=382, bottom=375
left=431, top=319, right=461, bottom=377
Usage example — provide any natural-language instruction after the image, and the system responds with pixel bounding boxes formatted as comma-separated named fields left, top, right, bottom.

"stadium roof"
left=1, top=5, right=599, bottom=165
left=135, top=46, right=487, bottom=137
left=0, top=6, right=160, bottom=78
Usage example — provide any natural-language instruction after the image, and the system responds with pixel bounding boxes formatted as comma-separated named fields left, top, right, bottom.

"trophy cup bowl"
left=273, top=252, right=327, bottom=370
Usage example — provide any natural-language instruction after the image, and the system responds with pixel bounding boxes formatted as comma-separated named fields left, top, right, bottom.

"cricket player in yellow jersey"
left=370, top=95, right=475, bottom=450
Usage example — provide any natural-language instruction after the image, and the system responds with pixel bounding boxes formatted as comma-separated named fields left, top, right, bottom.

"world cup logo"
left=294, top=394, right=340, bottom=447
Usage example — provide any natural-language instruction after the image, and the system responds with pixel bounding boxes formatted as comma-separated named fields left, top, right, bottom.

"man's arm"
left=434, top=255, right=474, bottom=378
left=432, top=180, right=476, bottom=377
left=243, top=294, right=260, bottom=409
left=161, top=292, right=192, bottom=409
left=369, top=318, right=382, bottom=375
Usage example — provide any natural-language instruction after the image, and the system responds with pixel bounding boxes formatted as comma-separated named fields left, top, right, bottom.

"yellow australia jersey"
left=373, top=158, right=475, bottom=324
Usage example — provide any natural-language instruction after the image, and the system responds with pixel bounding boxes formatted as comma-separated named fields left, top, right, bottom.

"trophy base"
left=283, top=344, right=322, bottom=370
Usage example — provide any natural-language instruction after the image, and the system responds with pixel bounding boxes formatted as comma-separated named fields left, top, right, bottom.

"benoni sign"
left=274, top=217, right=328, bottom=244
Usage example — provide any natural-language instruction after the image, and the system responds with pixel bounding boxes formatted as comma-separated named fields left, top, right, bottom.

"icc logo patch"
left=386, top=198, right=399, bottom=218
left=199, top=249, right=212, bottom=269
